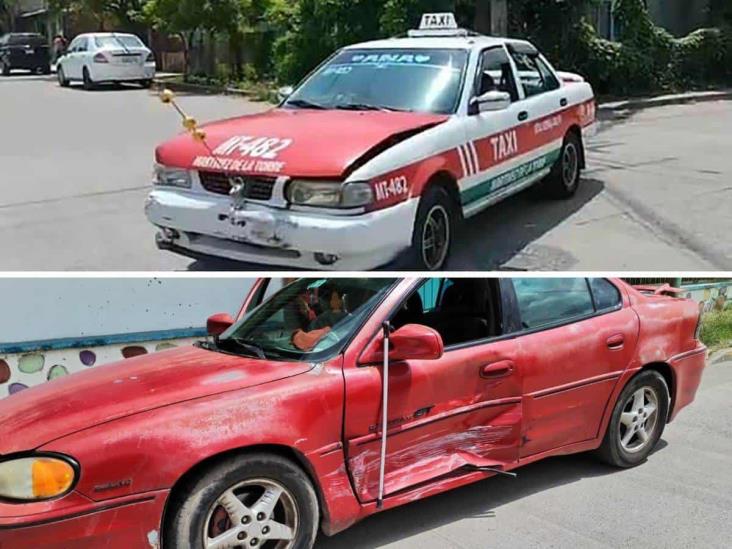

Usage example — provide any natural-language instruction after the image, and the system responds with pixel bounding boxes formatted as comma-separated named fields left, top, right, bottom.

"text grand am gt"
left=145, top=15, right=596, bottom=270
left=0, top=278, right=707, bottom=548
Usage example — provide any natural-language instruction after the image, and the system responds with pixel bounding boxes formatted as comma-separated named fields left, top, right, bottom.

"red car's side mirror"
left=360, top=324, right=444, bottom=365
left=207, top=313, right=234, bottom=337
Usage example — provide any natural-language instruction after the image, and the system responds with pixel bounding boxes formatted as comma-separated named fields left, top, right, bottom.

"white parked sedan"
left=57, top=32, right=156, bottom=90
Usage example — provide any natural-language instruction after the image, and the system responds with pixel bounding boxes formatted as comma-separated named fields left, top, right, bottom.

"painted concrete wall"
left=0, top=277, right=258, bottom=398
left=0, top=278, right=253, bottom=344
left=0, top=337, right=199, bottom=397
left=681, top=282, right=731, bottom=313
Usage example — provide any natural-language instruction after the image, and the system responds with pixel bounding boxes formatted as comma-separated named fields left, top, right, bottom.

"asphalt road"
left=0, top=73, right=730, bottom=271
left=314, top=358, right=732, bottom=549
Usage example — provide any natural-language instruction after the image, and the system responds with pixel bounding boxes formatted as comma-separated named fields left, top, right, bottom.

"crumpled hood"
left=0, top=346, right=312, bottom=454
left=156, top=108, right=449, bottom=178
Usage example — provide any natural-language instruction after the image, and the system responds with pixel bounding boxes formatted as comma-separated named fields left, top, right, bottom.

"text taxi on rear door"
left=145, top=13, right=597, bottom=270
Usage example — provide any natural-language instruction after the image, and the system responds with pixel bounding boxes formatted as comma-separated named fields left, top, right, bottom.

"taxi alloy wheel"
left=542, top=131, right=582, bottom=199
left=597, top=370, right=669, bottom=468
left=166, top=453, right=319, bottom=549
left=412, top=185, right=455, bottom=271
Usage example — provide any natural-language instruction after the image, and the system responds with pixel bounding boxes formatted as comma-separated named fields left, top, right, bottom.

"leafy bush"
left=700, top=309, right=732, bottom=350
left=674, top=27, right=732, bottom=86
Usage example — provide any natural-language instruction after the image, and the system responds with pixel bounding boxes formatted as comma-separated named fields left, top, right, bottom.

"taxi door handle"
left=518, top=111, right=529, bottom=122
left=607, top=334, right=625, bottom=350
left=481, top=360, right=515, bottom=379
left=560, top=97, right=568, bottom=107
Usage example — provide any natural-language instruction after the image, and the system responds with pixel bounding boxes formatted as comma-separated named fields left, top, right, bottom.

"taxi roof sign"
left=408, top=13, right=469, bottom=38
left=420, top=13, right=458, bottom=30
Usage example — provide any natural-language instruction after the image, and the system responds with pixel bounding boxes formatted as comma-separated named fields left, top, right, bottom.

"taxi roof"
left=343, top=34, right=534, bottom=53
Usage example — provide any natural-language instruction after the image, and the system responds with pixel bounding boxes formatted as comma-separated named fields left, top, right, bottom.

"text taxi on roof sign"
left=146, top=13, right=597, bottom=271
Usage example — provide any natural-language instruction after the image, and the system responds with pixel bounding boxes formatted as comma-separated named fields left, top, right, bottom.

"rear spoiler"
left=633, top=284, right=685, bottom=297
left=556, top=71, right=585, bottom=84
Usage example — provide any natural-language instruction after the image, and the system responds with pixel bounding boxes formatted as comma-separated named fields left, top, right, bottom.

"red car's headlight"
left=0, top=455, right=77, bottom=502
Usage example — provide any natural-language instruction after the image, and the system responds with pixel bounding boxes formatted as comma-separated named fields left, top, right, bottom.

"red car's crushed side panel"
left=34, top=357, right=358, bottom=537
left=0, top=490, right=168, bottom=549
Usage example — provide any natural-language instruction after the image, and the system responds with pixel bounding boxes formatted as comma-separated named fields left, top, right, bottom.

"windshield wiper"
left=334, top=102, right=387, bottom=112
left=216, top=337, right=267, bottom=359
left=286, top=98, right=327, bottom=110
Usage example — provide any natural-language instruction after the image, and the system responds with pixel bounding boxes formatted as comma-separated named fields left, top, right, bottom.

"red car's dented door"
left=342, top=296, right=523, bottom=501
left=514, top=279, right=640, bottom=458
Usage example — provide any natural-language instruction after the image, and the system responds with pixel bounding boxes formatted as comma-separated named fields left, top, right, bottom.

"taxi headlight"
left=153, top=164, right=192, bottom=189
left=0, top=455, right=77, bottom=501
left=287, top=180, right=373, bottom=208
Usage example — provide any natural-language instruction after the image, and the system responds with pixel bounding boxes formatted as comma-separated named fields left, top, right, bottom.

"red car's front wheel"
left=166, top=453, right=319, bottom=549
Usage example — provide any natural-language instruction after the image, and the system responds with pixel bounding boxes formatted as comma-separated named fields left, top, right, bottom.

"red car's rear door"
left=342, top=279, right=523, bottom=503
left=510, top=278, right=639, bottom=458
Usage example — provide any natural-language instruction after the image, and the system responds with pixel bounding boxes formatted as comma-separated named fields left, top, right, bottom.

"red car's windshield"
left=217, top=278, right=397, bottom=361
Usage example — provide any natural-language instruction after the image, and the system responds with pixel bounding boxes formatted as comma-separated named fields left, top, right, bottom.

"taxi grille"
left=199, top=172, right=276, bottom=201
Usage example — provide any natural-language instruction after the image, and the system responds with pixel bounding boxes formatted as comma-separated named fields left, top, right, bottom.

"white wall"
left=0, top=278, right=255, bottom=344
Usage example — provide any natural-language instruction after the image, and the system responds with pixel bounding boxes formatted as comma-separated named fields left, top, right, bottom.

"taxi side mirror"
left=207, top=313, right=234, bottom=338
left=278, top=85, right=294, bottom=103
left=359, top=324, right=444, bottom=365
left=470, top=90, right=511, bottom=114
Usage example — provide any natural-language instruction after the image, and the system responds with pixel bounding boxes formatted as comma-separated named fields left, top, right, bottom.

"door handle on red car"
left=606, top=334, right=625, bottom=350
left=480, top=360, right=515, bottom=379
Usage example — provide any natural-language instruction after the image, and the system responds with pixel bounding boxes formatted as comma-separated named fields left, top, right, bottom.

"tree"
left=0, top=0, right=21, bottom=32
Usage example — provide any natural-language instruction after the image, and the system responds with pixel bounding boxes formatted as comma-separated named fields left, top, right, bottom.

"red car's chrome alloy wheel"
left=618, top=387, right=660, bottom=454
left=204, top=478, right=299, bottom=549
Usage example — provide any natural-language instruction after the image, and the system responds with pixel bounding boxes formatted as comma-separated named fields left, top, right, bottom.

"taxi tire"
left=409, top=185, right=457, bottom=271
left=542, top=131, right=582, bottom=199
left=596, top=370, right=669, bottom=469
left=166, top=452, right=319, bottom=549
left=1, top=62, right=10, bottom=76
left=140, top=79, right=153, bottom=89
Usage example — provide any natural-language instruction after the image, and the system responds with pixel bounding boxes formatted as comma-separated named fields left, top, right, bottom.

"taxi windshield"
left=217, top=278, right=397, bottom=361
left=285, top=48, right=469, bottom=114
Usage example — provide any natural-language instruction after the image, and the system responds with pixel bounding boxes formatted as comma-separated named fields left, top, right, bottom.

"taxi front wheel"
left=541, top=131, right=582, bottom=199
left=410, top=185, right=456, bottom=271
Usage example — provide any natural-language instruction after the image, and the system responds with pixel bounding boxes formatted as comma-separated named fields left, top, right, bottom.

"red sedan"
left=0, top=278, right=706, bottom=548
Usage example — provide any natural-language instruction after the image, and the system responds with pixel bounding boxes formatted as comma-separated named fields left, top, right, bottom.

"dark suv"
left=0, top=33, right=50, bottom=76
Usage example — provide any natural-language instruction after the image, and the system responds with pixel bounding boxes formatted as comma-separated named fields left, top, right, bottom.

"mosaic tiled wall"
left=0, top=337, right=199, bottom=398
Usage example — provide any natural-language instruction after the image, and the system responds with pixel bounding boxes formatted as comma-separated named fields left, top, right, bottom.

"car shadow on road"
left=315, top=441, right=669, bottom=548
left=0, top=73, right=55, bottom=83
left=448, top=177, right=605, bottom=270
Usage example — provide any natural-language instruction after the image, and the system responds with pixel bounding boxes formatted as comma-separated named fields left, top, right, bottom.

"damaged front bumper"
left=145, top=189, right=417, bottom=270
left=0, top=489, right=168, bottom=548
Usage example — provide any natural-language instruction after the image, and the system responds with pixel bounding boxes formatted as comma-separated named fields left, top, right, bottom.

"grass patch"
left=700, top=309, right=732, bottom=350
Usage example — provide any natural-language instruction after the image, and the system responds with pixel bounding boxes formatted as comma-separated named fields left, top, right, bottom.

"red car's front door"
left=510, top=278, right=640, bottom=458
left=342, top=279, right=524, bottom=503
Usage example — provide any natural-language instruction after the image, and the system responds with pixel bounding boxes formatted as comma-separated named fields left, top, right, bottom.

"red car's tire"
left=166, top=453, right=319, bottom=549
left=596, top=370, right=670, bottom=468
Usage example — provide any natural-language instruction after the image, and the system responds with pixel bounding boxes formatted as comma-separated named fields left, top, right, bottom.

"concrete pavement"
left=315, top=359, right=732, bottom=548
left=0, top=74, right=730, bottom=270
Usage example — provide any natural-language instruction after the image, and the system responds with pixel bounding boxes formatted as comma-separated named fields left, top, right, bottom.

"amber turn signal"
left=0, top=456, right=76, bottom=501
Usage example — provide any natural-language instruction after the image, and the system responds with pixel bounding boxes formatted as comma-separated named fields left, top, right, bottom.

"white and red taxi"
left=145, top=13, right=597, bottom=270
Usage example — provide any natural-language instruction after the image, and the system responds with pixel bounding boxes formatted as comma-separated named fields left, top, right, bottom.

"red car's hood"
left=156, top=109, right=449, bottom=178
left=0, top=346, right=312, bottom=454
